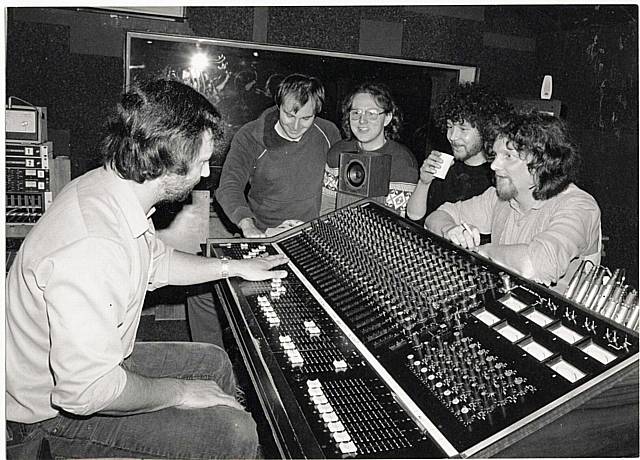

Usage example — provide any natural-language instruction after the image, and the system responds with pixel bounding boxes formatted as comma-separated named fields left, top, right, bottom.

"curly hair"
left=488, top=111, right=581, bottom=200
left=433, top=83, right=512, bottom=154
left=101, top=79, right=223, bottom=183
left=340, top=82, right=402, bottom=141
left=275, top=73, right=325, bottom=114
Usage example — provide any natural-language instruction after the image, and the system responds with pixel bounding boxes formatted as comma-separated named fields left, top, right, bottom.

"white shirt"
left=5, top=167, right=173, bottom=423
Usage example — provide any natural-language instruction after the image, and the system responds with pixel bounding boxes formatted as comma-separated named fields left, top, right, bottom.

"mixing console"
left=209, top=201, right=638, bottom=458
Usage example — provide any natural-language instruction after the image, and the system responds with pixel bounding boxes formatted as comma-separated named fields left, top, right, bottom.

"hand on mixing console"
left=280, top=219, right=304, bottom=227
left=418, top=151, right=445, bottom=185
left=175, top=379, right=244, bottom=411
left=234, top=254, right=289, bottom=281
left=238, top=217, right=267, bottom=238
left=265, top=219, right=305, bottom=237
left=443, top=221, right=481, bottom=249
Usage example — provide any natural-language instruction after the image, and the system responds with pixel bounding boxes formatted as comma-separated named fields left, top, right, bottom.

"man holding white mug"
left=406, top=83, right=511, bottom=225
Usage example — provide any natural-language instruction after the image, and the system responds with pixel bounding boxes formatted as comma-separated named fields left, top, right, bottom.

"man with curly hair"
left=407, top=83, right=511, bottom=223
left=425, top=111, right=601, bottom=293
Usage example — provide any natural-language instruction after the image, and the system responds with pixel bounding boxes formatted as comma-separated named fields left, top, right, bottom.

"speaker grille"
left=346, top=160, right=366, bottom=188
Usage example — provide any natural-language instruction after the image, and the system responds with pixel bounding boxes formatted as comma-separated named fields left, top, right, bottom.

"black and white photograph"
left=3, top=4, right=638, bottom=459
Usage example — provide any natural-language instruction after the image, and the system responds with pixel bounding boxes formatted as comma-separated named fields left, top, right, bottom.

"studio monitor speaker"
left=337, top=151, right=392, bottom=198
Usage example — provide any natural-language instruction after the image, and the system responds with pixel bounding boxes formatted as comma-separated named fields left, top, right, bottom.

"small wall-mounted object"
left=5, top=104, right=48, bottom=144
left=541, top=75, right=553, bottom=100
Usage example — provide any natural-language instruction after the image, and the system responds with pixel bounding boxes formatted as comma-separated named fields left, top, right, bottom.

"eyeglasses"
left=349, top=108, right=387, bottom=121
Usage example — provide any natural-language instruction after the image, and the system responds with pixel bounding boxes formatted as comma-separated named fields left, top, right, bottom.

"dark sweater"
left=426, top=160, right=494, bottom=215
left=215, top=106, right=341, bottom=230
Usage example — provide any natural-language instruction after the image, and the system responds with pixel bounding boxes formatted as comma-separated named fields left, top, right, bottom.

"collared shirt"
left=436, top=184, right=601, bottom=290
left=5, top=167, right=173, bottom=423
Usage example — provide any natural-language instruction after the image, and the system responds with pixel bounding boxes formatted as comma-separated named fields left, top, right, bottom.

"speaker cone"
left=346, top=161, right=365, bottom=188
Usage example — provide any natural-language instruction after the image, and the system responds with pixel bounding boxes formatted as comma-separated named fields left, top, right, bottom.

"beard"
left=495, top=176, right=518, bottom=201
left=451, top=135, right=483, bottom=161
left=159, top=174, right=198, bottom=203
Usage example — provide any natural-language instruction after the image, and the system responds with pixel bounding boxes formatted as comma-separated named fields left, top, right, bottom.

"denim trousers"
left=6, top=341, right=258, bottom=459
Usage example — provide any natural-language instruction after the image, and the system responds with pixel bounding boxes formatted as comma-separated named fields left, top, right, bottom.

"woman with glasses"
left=321, top=82, right=418, bottom=216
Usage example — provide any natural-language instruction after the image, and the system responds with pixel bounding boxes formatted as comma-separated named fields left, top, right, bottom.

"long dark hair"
left=488, top=111, right=581, bottom=200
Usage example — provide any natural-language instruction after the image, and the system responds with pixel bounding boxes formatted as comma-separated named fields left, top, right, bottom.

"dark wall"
left=5, top=6, right=638, bottom=280
left=533, top=17, right=638, bottom=284
left=6, top=6, right=540, bottom=175
left=188, top=5, right=540, bottom=95
left=6, top=7, right=193, bottom=176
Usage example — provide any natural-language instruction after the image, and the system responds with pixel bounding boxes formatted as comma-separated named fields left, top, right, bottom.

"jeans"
left=6, top=342, right=258, bottom=459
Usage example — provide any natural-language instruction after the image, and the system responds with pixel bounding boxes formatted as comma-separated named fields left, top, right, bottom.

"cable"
left=7, top=96, right=36, bottom=109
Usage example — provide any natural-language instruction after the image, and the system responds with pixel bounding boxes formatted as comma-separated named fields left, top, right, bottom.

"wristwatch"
left=220, top=257, right=230, bottom=279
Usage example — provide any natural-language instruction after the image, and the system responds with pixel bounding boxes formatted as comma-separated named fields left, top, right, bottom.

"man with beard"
left=425, top=111, right=601, bottom=293
left=5, top=80, right=288, bottom=459
left=406, top=83, right=511, bottom=224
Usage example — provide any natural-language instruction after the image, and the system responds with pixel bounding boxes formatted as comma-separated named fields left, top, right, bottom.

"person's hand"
left=280, top=219, right=304, bottom=228
left=238, top=217, right=266, bottom=238
left=419, top=150, right=445, bottom=185
left=176, top=380, right=243, bottom=410
left=265, top=219, right=305, bottom=236
left=442, top=221, right=481, bottom=249
left=232, top=254, right=289, bottom=281
left=476, top=244, right=492, bottom=260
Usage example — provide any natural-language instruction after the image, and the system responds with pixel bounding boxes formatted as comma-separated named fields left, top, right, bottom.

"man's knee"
left=175, top=341, right=230, bottom=366
left=187, top=406, right=258, bottom=459
left=193, top=342, right=233, bottom=371
left=223, top=408, right=259, bottom=459
left=182, top=342, right=236, bottom=394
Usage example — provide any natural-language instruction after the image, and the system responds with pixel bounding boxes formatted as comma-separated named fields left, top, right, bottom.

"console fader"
left=208, top=201, right=639, bottom=458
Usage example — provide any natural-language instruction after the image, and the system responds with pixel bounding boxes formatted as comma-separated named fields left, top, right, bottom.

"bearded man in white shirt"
left=5, top=79, right=288, bottom=459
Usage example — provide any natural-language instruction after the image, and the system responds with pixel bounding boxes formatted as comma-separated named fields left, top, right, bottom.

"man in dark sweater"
left=406, top=83, right=511, bottom=226
left=193, top=75, right=340, bottom=346
left=216, top=73, right=341, bottom=237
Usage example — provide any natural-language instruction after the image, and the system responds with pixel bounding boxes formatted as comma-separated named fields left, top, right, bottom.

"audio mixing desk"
left=207, top=200, right=638, bottom=458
